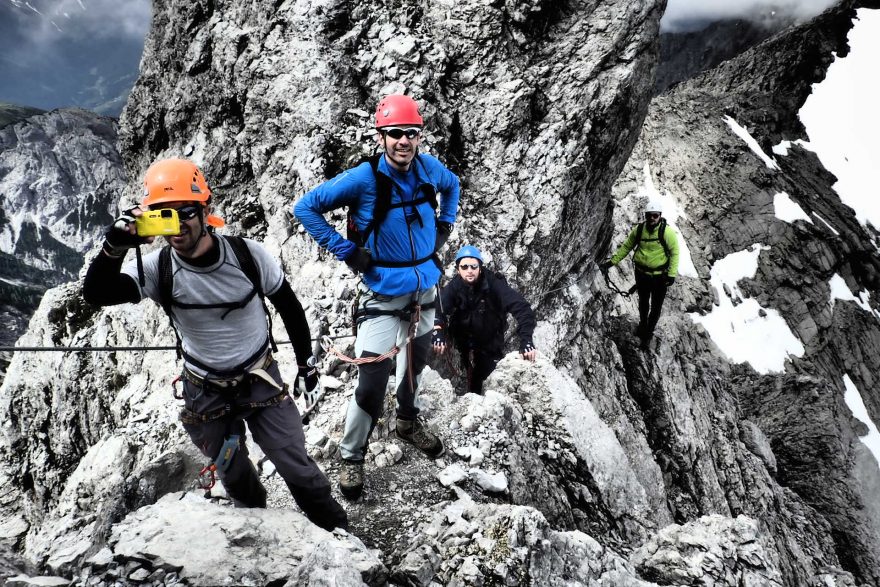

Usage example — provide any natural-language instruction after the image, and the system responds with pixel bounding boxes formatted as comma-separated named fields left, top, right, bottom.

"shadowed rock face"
left=655, top=18, right=789, bottom=95
left=2, top=0, right=880, bottom=586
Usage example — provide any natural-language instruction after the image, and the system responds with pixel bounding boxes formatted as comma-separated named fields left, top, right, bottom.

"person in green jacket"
left=601, top=199, right=679, bottom=349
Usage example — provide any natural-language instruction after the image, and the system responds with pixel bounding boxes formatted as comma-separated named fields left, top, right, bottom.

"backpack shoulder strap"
left=157, top=245, right=175, bottom=318
left=634, top=222, right=645, bottom=249
left=347, top=154, right=392, bottom=248
left=224, top=235, right=263, bottom=297
left=223, top=234, right=277, bottom=352
left=658, top=219, right=671, bottom=260
left=157, top=244, right=183, bottom=358
left=414, top=155, right=438, bottom=210
left=365, top=153, right=393, bottom=241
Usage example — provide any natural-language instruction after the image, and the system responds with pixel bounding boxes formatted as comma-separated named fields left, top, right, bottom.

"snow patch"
left=638, top=163, right=698, bottom=278
left=812, top=212, right=840, bottom=236
left=689, top=244, right=804, bottom=374
left=773, top=192, right=813, bottom=224
left=723, top=116, right=779, bottom=170
left=843, top=375, right=880, bottom=472
left=771, top=139, right=810, bottom=156
left=798, top=8, right=880, bottom=230
left=828, top=273, right=880, bottom=319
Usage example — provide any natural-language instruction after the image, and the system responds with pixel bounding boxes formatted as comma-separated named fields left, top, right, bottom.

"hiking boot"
left=396, top=417, right=445, bottom=458
left=338, top=459, right=364, bottom=500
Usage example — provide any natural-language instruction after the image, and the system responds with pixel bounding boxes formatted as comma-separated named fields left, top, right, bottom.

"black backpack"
left=346, top=153, right=439, bottom=263
left=633, top=218, right=671, bottom=272
left=157, top=235, right=277, bottom=376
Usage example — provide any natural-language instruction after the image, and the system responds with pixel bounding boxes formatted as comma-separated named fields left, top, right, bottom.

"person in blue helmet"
left=294, top=94, right=460, bottom=500
left=432, top=245, right=537, bottom=395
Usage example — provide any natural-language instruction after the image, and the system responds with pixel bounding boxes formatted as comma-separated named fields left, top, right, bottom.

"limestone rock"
left=392, top=497, right=659, bottom=586
left=93, top=493, right=386, bottom=586
left=632, top=515, right=784, bottom=586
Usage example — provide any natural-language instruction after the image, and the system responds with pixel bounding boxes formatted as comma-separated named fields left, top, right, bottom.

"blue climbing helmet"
left=455, top=245, right=483, bottom=264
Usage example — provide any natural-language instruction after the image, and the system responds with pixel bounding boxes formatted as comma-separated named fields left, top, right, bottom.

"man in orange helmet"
left=295, top=95, right=460, bottom=500
left=83, top=158, right=347, bottom=531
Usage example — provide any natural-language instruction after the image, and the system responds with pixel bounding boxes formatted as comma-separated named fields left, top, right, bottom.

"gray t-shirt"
left=123, top=237, right=284, bottom=375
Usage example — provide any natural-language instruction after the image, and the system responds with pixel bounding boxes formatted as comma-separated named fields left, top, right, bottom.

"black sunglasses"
left=174, top=204, right=202, bottom=221
left=458, top=263, right=480, bottom=270
left=645, top=212, right=661, bottom=219
left=381, top=127, right=422, bottom=140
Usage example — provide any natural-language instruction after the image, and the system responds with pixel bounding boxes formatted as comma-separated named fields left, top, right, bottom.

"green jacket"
left=610, top=221, right=680, bottom=277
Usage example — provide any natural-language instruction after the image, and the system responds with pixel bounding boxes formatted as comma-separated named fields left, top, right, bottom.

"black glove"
left=103, top=209, right=148, bottom=257
left=344, top=247, right=373, bottom=273
left=294, top=359, right=321, bottom=410
left=599, top=260, right=613, bottom=272
left=432, top=327, right=446, bottom=347
left=435, top=221, right=453, bottom=251
left=665, top=276, right=675, bottom=286
left=520, top=340, right=536, bottom=355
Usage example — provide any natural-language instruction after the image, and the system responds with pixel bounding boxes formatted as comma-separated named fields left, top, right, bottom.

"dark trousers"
left=459, top=348, right=502, bottom=394
left=181, top=361, right=347, bottom=531
left=635, top=271, right=668, bottom=336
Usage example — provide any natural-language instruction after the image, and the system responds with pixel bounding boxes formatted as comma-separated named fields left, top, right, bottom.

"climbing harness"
left=177, top=356, right=290, bottom=492
left=322, top=303, right=423, bottom=366
left=0, top=334, right=354, bottom=353
left=157, top=235, right=279, bottom=366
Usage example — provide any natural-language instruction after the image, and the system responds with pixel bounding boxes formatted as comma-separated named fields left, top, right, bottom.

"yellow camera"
left=135, top=208, right=181, bottom=237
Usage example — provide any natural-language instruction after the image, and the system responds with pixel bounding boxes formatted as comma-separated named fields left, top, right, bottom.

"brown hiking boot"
left=338, top=459, right=364, bottom=500
left=396, top=417, right=445, bottom=458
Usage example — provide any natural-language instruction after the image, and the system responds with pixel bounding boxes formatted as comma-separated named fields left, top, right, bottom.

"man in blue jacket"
left=294, top=95, right=460, bottom=500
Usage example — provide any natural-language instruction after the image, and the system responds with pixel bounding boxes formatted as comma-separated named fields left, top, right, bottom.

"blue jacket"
left=294, top=153, right=460, bottom=297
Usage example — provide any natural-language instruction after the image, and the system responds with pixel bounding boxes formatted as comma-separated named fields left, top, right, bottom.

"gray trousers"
left=339, top=287, right=435, bottom=461
left=181, top=360, right=347, bottom=531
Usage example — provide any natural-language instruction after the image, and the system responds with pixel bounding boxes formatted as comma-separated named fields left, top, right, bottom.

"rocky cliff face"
left=1, top=0, right=879, bottom=586
left=591, top=0, right=880, bottom=584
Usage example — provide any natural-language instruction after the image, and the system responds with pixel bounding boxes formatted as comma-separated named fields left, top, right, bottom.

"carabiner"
left=197, top=463, right=217, bottom=490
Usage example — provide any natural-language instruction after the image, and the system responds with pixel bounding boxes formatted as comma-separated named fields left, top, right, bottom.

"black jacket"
left=436, top=270, right=535, bottom=356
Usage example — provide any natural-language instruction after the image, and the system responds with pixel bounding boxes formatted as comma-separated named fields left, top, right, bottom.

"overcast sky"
left=0, top=0, right=847, bottom=111
left=662, top=0, right=839, bottom=31
left=0, top=0, right=150, bottom=112
left=3, top=0, right=150, bottom=42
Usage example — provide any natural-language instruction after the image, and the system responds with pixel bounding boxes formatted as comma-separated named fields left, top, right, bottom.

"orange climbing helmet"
left=374, top=94, right=423, bottom=128
left=142, top=159, right=224, bottom=228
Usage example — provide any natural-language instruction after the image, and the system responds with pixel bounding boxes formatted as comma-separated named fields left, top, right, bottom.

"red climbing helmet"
left=374, top=94, right=423, bottom=128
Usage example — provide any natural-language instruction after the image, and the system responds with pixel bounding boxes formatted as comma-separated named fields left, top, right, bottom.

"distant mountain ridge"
left=0, top=107, right=125, bottom=375
left=0, top=103, right=45, bottom=129
left=656, top=18, right=793, bottom=94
